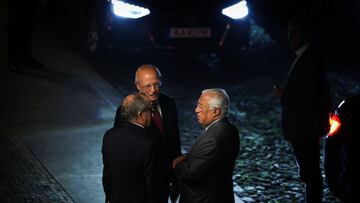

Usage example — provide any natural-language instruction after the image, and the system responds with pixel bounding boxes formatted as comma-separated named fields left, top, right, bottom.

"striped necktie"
left=152, top=104, right=164, bottom=135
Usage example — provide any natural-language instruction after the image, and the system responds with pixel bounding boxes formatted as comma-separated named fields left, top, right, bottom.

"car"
left=86, top=0, right=250, bottom=58
left=324, top=95, right=357, bottom=203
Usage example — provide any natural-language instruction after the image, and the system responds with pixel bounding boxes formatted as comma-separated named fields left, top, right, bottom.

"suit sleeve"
left=172, top=103, right=182, bottom=157
left=167, top=98, right=182, bottom=184
left=284, top=50, right=329, bottom=133
left=101, top=131, right=111, bottom=203
left=175, top=137, right=218, bottom=182
left=165, top=97, right=182, bottom=159
left=113, top=106, right=122, bottom=127
left=143, top=141, right=168, bottom=203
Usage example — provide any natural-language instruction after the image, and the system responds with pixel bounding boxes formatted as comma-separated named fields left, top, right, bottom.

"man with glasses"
left=102, top=92, right=168, bottom=203
left=172, top=88, right=240, bottom=203
left=114, top=64, right=182, bottom=202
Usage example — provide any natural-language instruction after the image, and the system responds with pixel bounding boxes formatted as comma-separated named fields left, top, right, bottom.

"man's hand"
left=273, top=84, right=284, bottom=99
left=169, top=180, right=180, bottom=203
left=172, top=155, right=187, bottom=169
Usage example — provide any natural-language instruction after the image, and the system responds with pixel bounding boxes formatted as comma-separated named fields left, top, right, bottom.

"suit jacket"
left=175, top=117, right=240, bottom=203
left=114, top=93, right=182, bottom=194
left=102, top=122, right=168, bottom=203
left=114, top=93, right=181, bottom=168
left=281, top=43, right=330, bottom=140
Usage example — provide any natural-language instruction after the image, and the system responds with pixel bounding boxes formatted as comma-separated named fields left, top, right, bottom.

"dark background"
left=40, top=0, right=360, bottom=68
left=0, top=0, right=359, bottom=202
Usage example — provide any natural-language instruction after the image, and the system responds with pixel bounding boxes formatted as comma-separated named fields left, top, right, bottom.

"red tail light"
left=328, top=114, right=341, bottom=137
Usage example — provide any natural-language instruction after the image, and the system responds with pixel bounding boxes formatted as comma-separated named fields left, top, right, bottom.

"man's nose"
left=150, top=85, right=157, bottom=92
left=195, top=107, right=200, bottom=113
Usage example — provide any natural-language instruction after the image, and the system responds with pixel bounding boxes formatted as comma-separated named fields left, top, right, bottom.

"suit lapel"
left=286, top=44, right=312, bottom=86
left=158, top=95, right=168, bottom=135
left=195, top=118, right=228, bottom=144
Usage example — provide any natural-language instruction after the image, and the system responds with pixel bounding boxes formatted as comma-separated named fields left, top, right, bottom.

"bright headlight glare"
left=111, top=0, right=150, bottom=19
left=222, top=0, right=248, bottom=20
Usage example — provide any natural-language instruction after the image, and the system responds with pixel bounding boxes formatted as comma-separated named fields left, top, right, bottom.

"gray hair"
left=120, top=93, right=151, bottom=122
left=202, top=88, right=230, bottom=116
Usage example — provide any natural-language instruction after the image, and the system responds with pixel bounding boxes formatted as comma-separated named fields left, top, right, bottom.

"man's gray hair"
left=202, top=88, right=230, bottom=116
left=120, top=93, right=151, bottom=122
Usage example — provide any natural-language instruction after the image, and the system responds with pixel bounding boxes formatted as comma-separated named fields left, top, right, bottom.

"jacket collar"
left=205, top=117, right=225, bottom=131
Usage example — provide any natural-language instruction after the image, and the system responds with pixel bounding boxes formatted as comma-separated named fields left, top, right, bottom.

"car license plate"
left=169, top=27, right=211, bottom=38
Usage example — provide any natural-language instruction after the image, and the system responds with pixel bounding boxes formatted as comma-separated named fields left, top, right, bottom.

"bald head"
left=134, top=64, right=162, bottom=103
left=135, top=64, right=162, bottom=84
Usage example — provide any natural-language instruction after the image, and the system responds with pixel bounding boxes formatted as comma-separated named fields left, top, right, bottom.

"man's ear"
left=137, top=111, right=145, bottom=122
left=135, top=82, right=141, bottom=92
left=213, top=107, right=221, bottom=117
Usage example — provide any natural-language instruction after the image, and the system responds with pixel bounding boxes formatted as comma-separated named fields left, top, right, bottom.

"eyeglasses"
left=142, top=82, right=161, bottom=90
left=196, top=103, right=216, bottom=111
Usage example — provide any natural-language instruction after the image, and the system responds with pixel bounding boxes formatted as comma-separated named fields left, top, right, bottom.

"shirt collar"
left=130, top=122, right=145, bottom=129
left=151, top=102, right=162, bottom=116
left=205, top=117, right=224, bottom=131
left=295, top=43, right=310, bottom=56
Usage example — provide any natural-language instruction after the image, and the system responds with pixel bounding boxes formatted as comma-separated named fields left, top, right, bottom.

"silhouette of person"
left=273, top=18, right=330, bottom=202
left=102, top=92, right=168, bottom=203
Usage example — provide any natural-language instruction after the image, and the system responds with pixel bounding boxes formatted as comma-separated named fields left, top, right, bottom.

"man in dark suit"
left=173, top=88, right=240, bottom=203
left=113, top=64, right=182, bottom=202
left=273, top=18, right=330, bottom=202
left=102, top=92, right=168, bottom=203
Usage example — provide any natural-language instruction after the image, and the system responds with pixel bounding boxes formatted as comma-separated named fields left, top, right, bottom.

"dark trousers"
left=291, top=135, right=323, bottom=203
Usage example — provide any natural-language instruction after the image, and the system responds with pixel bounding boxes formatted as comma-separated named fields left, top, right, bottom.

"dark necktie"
left=152, top=104, right=164, bottom=135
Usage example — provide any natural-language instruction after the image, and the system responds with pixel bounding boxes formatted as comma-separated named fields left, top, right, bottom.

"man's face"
left=195, top=93, right=216, bottom=127
left=287, top=22, right=306, bottom=51
left=142, top=108, right=152, bottom=127
left=136, top=70, right=161, bottom=103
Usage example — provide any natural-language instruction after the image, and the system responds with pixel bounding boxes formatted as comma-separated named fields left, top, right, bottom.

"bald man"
left=102, top=92, right=168, bottom=203
left=114, top=64, right=182, bottom=202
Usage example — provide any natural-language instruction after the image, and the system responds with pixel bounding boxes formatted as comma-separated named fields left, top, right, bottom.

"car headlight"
left=111, top=0, right=150, bottom=19
left=222, top=0, right=248, bottom=20
left=327, top=113, right=341, bottom=138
